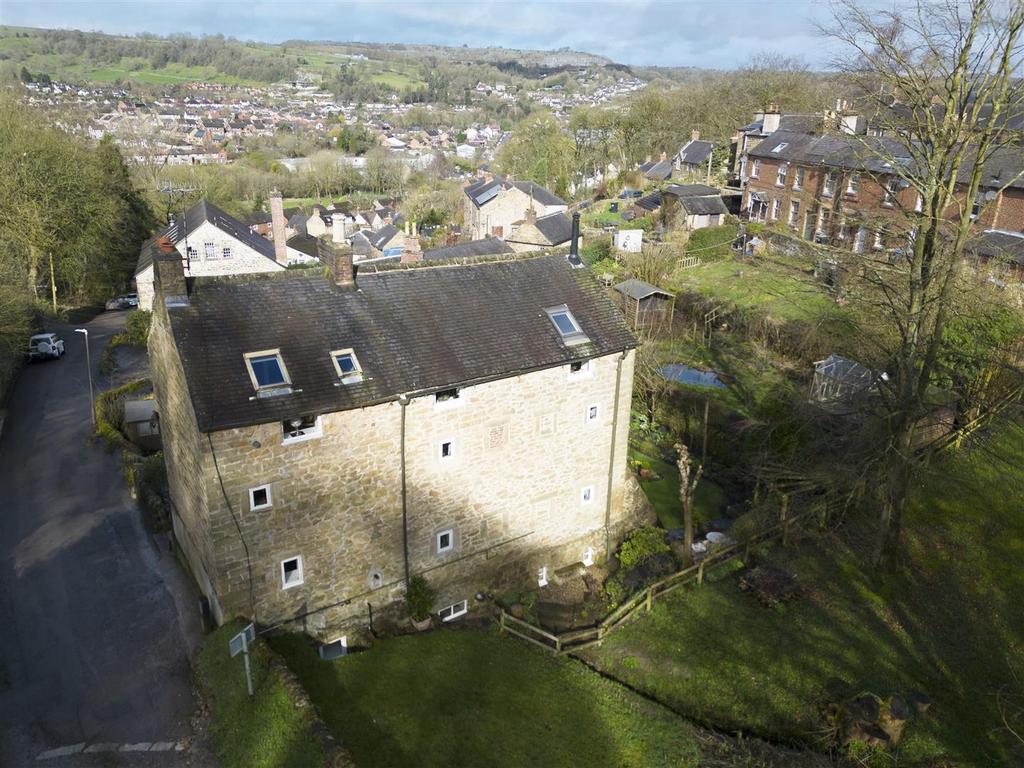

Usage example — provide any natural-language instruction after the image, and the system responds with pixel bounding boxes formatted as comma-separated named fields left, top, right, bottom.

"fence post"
left=645, top=588, right=652, bottom=613
left=697, top=560, right=705, bottom=586
left=780, top=493, right=790, bottom=547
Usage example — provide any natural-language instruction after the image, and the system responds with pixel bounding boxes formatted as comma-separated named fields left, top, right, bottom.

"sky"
left=0, top=1, right=847, bottom=69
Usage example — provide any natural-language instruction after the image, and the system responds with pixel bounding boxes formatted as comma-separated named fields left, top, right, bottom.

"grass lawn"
left=582, top=419, right=1024, bottom=766
left=196, top=621, right=325, bottom=768
left=670, top=253, right=848, bottom=325
left=582, top=200, right=628, bottom=228
left=629, top=438, right=725, bottom=529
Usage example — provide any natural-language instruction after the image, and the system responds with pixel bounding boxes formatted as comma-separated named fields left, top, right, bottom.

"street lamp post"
left=75, top=328, right=95, bottom=427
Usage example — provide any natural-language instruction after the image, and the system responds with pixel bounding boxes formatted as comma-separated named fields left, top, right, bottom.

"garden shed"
left=613, top=279, right=675, bottom=331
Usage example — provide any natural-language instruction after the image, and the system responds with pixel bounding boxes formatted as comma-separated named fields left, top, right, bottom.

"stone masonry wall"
left=196, top=348, right=637, bottom=640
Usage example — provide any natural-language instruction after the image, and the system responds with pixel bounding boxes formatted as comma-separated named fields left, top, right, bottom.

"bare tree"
left=675, top=442, right=704, bottom=568
left=826, top=0, right=1024, bottom=565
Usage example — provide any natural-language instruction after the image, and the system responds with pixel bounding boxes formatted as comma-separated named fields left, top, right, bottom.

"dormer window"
left=546, top=305, right=589, bottom=346
left=244, top=350, right=291, bottom=395
left=331, top=349, right=363, bottom=384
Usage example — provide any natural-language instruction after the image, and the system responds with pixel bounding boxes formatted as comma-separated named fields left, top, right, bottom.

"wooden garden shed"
left=613, top=278, right=675, bottom=331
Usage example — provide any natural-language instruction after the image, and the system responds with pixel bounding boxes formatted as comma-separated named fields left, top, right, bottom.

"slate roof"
left=287, top=233, right=320, bottom=259
left=676, top=139, right=713, bottom=166
left=678, top=195, right=728, bottom=216
left=464, top=177, right=566, bottom=209
left=423, top=237, right=514, bottom=261
left=638, top=159, right=673, bottom=180
left=664, top=184, right=720, bottom=198
left=748, top=131, right=914, bottom=175
left=165, top=254, right=637, bottom=432
left=513, top=180, right=566, bottom=207
left=635, top=191, right=662, bottom=212
left=368, top=224, right=401, bottom=251
left=162, top=199, right=278, bottom=264
left=614, top=279, right=672, bottom=301
left=533, top=212, right=573, bottom=245
left=969, top=229, right=1024, bottom=267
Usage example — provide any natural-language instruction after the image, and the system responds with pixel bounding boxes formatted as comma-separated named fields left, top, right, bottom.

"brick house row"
left=148, top=242, right=650, bottom=642
left=740, top=128, right=1024, bottom=263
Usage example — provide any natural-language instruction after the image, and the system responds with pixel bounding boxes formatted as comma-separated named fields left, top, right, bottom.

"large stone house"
left=135, top=199, right=287, bottom=311
left=148, top=243, right=647, bottom=642
left=463, top=176, right=567, bottom=240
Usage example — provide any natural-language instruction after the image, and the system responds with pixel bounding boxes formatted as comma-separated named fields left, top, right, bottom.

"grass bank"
left=581, top=419, right=1024, bottom=766
left=196, top=621, right=325, bottom=768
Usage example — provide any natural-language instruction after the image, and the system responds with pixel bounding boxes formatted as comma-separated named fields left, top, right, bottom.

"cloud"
left=1, top=0, right=841, bottom=69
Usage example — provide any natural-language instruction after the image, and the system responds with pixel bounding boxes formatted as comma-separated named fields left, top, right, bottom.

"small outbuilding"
left=809, top=354, right=878, bottom=413
left=613, top=279, right=675, bottom=331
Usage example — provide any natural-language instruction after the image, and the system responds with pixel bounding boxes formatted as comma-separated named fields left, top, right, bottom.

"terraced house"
left=742, top=128, right=1024, bottom=265
left=148, top=241, right=649, bottom=642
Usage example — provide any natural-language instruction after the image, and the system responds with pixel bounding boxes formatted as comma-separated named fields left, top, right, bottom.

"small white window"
left=436, top=528, right=454, bottom=554
left=776, top=163, right=788, bottom=186
left=823, top=172, right=836, bottom=196
left=750, top=159, right=761, bottom=178
left=438, top=600, right=468, bottom=622
left=846, top=172, right=860, bottom=194
left=582, top=547, right=595, bottom=567
left=585, top=404, right=599, bottom=424
left=581, top=486, right=594, bottom=504
left=249, top=485, right=272, bottom=511
left=204, top=241, right=215, bottom=259
left=186, top=245, right=198, bottom=260
left=770, top=142, right=788, bottom=154
left=793, top=166, right=804, bottom=190
left=245, top=349, right=290, bottom=392
left=331, top=349, right=363, bottom=384
left=546, top=305, right=589, bottom=345
left=567, top=359, right=593, bottom=380
left=439, top=439, right=455, bottom=461
left=222, top=246, right=232, bottom=259
left=434, top=387, right=463, bottom=410
left=788, top=200, right=800, bottom=226
left=282, top=415, right=322, bottom=444
left=538, top=567, right=549, bottom=587
left=281, top=556, right=304, bottom=589
left=873, top=230, right=884, bottom=250
left=771, top=197, right=781, bottom=220
left=915, top=194, right=923, bottom=213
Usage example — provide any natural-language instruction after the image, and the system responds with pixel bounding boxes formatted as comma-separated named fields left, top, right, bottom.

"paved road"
left=0, top=312, right=207, bottom=767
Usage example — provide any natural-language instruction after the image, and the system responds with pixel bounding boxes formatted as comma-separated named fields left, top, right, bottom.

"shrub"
left=686, top=223, right=738, bottom=262
left=581, top=238, right=611, bottom=265
left=137, top=452, right=171, bottom=531
left=617, top=527, right=671, bottom=570
left=405, top=575, right=436, bottom=621
left=123, top=309, right=152, bottom=344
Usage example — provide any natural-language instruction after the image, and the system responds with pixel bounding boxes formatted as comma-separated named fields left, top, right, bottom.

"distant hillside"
left=0, top=25, right=633, bottom=92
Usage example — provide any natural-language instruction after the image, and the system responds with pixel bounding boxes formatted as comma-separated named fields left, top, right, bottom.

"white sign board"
left=229, top=623, right=255, bottom=658
left=614, top=229, right=643, bottom=253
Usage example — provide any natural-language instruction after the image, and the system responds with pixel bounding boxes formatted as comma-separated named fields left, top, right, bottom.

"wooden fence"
left=499, top=503, right=825, bottom=655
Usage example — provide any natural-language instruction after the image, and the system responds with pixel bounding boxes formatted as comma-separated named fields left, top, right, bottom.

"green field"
left=583, top=419, right=1024, bottom=766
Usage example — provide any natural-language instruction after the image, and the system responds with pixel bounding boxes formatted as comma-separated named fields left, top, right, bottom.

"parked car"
left=124, top=293, right=139, bottom=307
left=105, top=293, right=137, bottom=311
left=28, top=333, right=65, bottom=361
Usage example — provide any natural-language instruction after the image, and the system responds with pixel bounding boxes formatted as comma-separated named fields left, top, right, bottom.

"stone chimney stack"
left=660, top=151, right=667, bottom=162
left=401, top=221, right=423, bottom=264
left=525, top=206, right=537, bottom=224
left=691, top=129, right=701, bottom=141
left=270, top=190, right=288, bottom=266
left=762, top=103, right=781, bottom=134
left=331, top=214, right=345, bottom=244
left=153, top=250, right=188, bottom=307
left=317, top=236, right=355, bottom=289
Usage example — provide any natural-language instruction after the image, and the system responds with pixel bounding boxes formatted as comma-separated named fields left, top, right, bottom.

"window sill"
left=254, top=385, right=293, bottom=399
left=282, top=579, right=304, bottom=590
left=282, top=428, right=323, bottom=446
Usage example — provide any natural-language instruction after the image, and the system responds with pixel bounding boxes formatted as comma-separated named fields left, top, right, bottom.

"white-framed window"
left=545, top=305, right=589, bottom=345
left=567, top=359, right=594, bottom=380
left=186, top=245, right=198, bottom=261
left=581, top=486, right=594, bottom=504
left=433, top=387, right=463, bottom=411
left=915, top=194, right=924, bottom=213
left=883, top=178, right=899, bottom=206
left=793, top=166, right=804, bottom=190
left=582, top=547, right=595, bottom=567
left=538, top=567, right=549, bottom=587
left=750, top=159, right=761, bottom=178
left=204, top=241, right=215, bottom=259
left=771, top=196, right=781, bottom=220
left=222, top=246, right=232, bottom=259
left=281, top=556, right=304, bottom=589
left=770, top=142, right=788, bottom=154
left=776, top=163, right=788, bottom=187
left=788, top=200, right=800, bottom=226
left=439, top=600, right=468, bottom=622
left=244, top=349, right=290, bottom=392
left=330, top=349, right=363, bottom=384
left=318, top=636, right=347, bottom=660
left=873, top=230, right=884, bottom=250
left=282, top=415, right=322, bottom=444
left=436, top=528, right=454, bottom=555
left=585, top=403, right=600, bottom=424
left=854, top=227, right=868, bottom=253
left=846, top=172, right=860, bottom=195
left=249, top=484, right=272, bottom=511
left=439, top=439, right=455, bottom=462
left=823, top=172, right=836, bottom=196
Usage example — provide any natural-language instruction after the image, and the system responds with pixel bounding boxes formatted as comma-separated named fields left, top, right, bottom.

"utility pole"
left=157, top=184, right=198, bottom=273
left=74, top=328, right=95, bottom=427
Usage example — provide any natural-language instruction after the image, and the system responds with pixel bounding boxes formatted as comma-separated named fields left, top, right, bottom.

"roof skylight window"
left=546, top=305, right=589, bottom=346
left=244, top=350, right=291, bottom=394
left=331, top=349, right=364, bottom=384
left=771, top=142, right=788, bottom=153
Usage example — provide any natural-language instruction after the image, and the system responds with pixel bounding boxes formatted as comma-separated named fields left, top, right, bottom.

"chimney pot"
left=691, top=129, right=700, bottom=141
left=660, top=151, right=667, bottom=162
